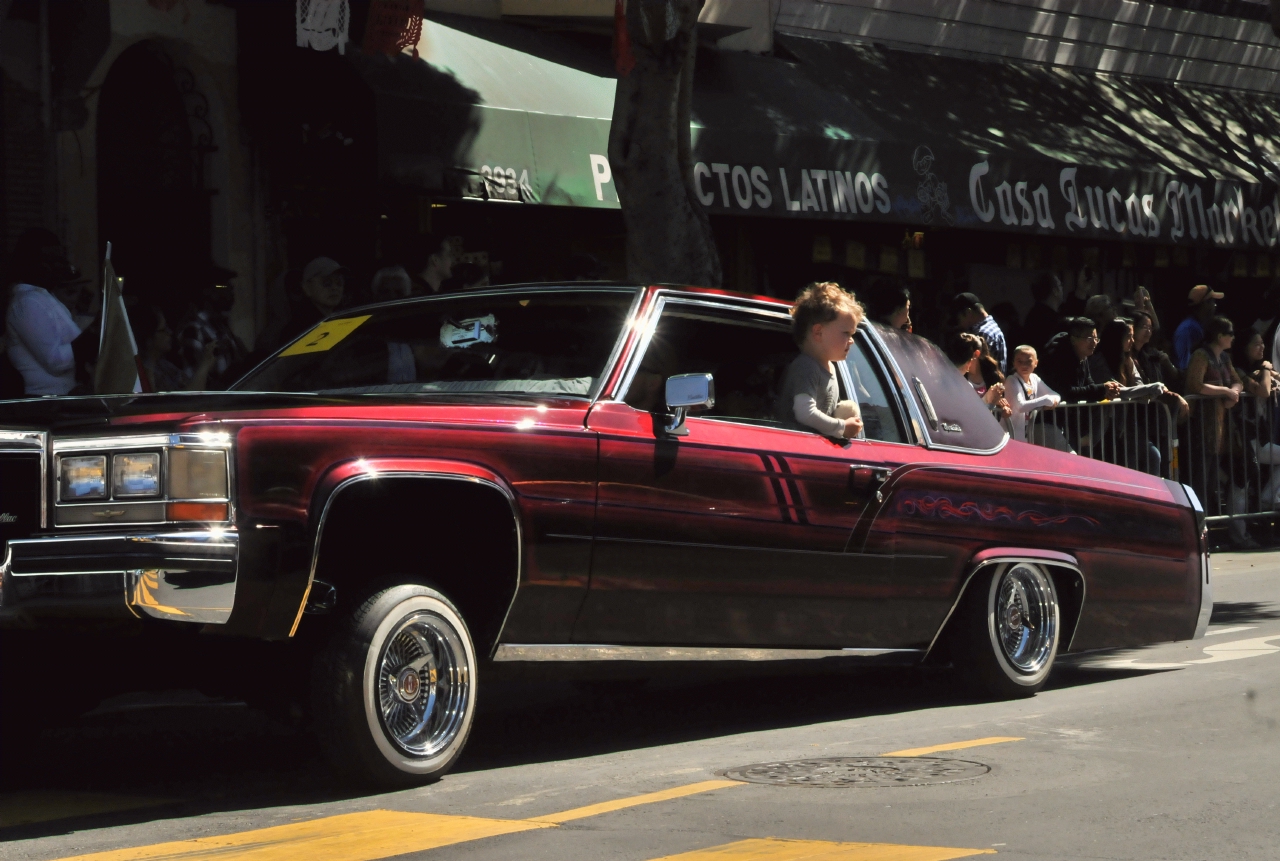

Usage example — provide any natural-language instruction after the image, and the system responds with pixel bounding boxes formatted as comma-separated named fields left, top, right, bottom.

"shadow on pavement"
left=1209, top=601, right=1280, bottom=624
left=0, top=649, right=1171, bottom=840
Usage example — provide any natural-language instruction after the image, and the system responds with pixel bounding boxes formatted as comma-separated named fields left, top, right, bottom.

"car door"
left=576, top=297, right=908, bottom=648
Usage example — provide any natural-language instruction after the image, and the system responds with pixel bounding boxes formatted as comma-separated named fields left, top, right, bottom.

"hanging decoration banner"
left=297, top=0, right=350, bottom=55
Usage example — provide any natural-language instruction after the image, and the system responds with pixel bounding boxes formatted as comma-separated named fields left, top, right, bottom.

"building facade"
left=3, top=0, right=1280, bottom=357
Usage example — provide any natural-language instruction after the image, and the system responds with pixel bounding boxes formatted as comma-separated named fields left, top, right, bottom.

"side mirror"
left=663, top=373, right=715, bottom=436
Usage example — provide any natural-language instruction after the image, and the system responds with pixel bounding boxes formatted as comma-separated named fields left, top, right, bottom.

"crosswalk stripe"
left=879, top=737, right=1023, bottom=757
left=527, top=779, right=742, bottom=824
left=642, top=837, right=994, bottom=861
left=51, top=810, right=552, bottom=861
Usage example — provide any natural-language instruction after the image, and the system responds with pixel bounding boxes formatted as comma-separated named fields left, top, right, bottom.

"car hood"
left=0, top=391, right=581, bottom=435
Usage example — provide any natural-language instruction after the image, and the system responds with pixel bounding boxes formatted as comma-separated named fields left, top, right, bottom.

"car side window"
left=844, top=335, right=907, bottom=444
left=623, top=304, right=797, bottom=427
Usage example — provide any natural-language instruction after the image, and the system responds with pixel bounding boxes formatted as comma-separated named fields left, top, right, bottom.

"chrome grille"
left=0, top=452, right=43, bottom=554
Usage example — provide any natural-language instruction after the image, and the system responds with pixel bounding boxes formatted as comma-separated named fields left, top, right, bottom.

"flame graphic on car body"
left=897, top=495, right=1101, bottom=528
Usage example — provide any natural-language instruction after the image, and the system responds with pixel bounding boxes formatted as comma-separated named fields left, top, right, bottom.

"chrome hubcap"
left=376, top=611, right=469, bottom=757
left=995, top=564, right=1056, bottom=675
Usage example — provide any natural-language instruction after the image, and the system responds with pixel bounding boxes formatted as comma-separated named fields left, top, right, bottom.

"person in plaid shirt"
left=951, top=290, right=1008, bottom=374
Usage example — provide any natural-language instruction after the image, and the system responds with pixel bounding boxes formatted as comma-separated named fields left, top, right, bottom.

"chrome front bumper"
left=1, top=529, right=238, bottom=624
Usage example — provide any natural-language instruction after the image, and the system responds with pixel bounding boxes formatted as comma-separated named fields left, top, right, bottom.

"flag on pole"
left=93, top=242, right=144, bottom=395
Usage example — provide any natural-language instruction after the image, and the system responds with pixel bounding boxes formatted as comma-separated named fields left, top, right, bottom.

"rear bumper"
left=1, top=530, right=238, bottom=624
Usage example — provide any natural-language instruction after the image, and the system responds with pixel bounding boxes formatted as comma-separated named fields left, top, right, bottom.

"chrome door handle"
left=849, top=465, right=892, bottom=498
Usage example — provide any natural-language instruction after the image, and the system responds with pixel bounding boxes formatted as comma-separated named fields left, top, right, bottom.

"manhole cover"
left=720, top=757, right=990, bottom=787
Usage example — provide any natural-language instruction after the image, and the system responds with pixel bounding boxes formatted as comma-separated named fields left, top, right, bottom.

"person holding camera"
left=176, top=264, right=245, bottom=391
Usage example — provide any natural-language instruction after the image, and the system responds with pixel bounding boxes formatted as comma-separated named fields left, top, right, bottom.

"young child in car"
left=775, top=282, right=864, bottom=438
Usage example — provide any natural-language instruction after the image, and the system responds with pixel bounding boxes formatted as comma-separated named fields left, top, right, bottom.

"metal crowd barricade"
left=1019, top=390, right=1280, bottom=531
left=1022, top=397, right=1176, bottom=479
left=1181, top=390, right=1280, bottom=527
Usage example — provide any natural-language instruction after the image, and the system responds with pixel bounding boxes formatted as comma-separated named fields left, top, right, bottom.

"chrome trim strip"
left=610, top=294, right=666, bottom=404
left=1194, top=548, right=1212, bottom=639
left=290, top=470, right=523, bottom=643
left=7, top=529, right=239, bottom=578
left=491, top=644, right=923, bottom=662
left=0, top=431, right=46, bottom=447
left=923, top=555, right=1084, bottom=659
left=51, top=432, right=233, bottom=452
left=6, top=529, right=235, bottom=547
left=590, top=287, right=648, bottom=404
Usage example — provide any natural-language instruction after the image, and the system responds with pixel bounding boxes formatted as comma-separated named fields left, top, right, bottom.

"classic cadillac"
left=0, top=284, right=1210, bottom=785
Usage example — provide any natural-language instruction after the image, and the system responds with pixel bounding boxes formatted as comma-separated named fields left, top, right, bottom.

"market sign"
left=364, top=16, right=1280, bottom=251
left=451, top=125, right=1280, bottom=250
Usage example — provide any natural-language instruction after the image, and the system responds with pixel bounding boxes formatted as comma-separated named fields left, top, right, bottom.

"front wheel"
left=313, top=585, right=478, bottom=787
left=954, top=562, right=1060, bottom=698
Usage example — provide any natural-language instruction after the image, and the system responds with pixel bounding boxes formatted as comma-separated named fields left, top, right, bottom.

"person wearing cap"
left=1174, top=284, right=1223, bottom=370
left=283, top=256, right=348, bottom=343
left=951, top=290, right=1008, bottom=372
left=4, top=228, right=97, bottom=396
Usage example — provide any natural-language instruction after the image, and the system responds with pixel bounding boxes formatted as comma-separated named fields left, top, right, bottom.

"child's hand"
left=842, top=416, right=864, bottom=438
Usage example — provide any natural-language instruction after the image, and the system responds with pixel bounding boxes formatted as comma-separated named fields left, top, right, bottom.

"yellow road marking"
left=51, top=810, right=552, bottom=861
left=0, top=792, right=170, bottom=829
left=528, top=779, right=743, bottom=824
left=879, top=737, right=1023, bottom=758
left=40, top=779, right=743, bottom=861
left=645, top=837, right=994, bottom=860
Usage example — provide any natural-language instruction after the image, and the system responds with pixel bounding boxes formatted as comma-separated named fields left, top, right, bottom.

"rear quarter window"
left=872, top=324, right=1008, bottom=453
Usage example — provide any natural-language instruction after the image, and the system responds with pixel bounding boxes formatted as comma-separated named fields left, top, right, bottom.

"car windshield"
left=233, top=287, right=638, bottom=397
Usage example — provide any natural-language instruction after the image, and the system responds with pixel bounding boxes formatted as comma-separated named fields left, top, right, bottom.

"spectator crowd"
left=907, top=271, right=1280, bottom=549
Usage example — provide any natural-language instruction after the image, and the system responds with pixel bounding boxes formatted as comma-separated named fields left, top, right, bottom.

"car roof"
left=333, top=282, right=792, bottom=318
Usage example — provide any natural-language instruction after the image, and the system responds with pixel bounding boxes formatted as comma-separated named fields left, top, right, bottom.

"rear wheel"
left=313, top=584, right=477, bottom=787
left=954, top=562, right=1059, bottom=698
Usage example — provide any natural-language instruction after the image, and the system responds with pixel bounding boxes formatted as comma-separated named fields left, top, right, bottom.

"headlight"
left=112, top=453, right=161, bottom=497
left=168, top=449, right=229, bottom=499
left=60, top=455, right=107, bottom=500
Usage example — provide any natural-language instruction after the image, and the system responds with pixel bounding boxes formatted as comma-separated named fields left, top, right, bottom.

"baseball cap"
left=1187, top=284, right=1223, bottom=305
left=950, top=291, right=983, bottom=313
left=303, top=257, right=347, bottom=282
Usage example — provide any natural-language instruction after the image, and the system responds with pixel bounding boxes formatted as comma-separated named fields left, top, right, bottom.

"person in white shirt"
left=4, top=229, right=93, bottom=396
left=1007, top=345, right=1061, bottom=443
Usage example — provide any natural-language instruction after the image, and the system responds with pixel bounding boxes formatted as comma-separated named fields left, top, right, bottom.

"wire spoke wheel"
left=375, top=610, right=470, bottom=758
left=992, top=563, right=1057, bottom=675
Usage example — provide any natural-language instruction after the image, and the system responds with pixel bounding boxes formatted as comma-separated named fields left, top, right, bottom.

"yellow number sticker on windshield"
left=280, top=315, right=372, bottom=356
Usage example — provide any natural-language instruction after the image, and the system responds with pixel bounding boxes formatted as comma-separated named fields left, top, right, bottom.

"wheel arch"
left=924, top=548, right=1085, bottom=660
left=291, top=458, right=522, bottom=656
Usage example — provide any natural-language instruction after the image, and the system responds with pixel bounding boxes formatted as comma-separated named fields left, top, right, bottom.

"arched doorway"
left=97, top=41, right=215, bottom=319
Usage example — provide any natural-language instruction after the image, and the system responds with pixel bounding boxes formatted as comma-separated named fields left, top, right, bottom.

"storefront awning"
left=353, top=12, right=1280, bottom=251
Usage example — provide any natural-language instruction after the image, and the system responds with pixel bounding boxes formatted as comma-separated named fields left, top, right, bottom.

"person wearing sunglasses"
left=1186, top=316, right=1256, bottom=547
left=1039, top=316, right=1122, bottom=405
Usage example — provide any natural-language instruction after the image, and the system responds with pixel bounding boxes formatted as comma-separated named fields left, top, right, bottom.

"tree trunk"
left=608, top=0, right=722, bottom=288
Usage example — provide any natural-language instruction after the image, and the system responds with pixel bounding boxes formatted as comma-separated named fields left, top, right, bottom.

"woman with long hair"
left=1098, top=318, right=1138, bottom=386
left=1186, top=316, right=1255, bottom=546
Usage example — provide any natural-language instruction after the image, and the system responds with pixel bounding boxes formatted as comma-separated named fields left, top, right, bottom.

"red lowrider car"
left=0, top=284, right=1209, bottom=785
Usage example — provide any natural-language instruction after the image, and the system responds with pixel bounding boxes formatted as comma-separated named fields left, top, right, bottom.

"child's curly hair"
left=790, top=282, right=864, bottom=347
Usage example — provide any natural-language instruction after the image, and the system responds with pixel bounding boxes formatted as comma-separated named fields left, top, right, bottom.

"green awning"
left=352, top=13, right=1280, bottom=251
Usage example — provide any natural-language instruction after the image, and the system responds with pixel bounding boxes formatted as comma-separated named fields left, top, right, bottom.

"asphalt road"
left=3, top=550, right=1279, bottom=861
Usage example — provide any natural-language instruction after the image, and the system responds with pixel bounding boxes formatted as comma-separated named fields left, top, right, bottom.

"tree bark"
left=608, top=0, right=722, bottom=288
